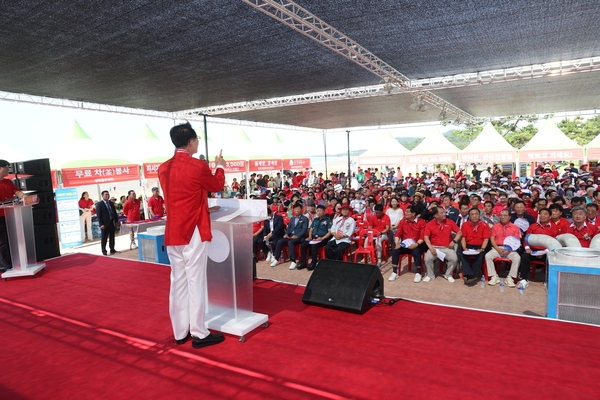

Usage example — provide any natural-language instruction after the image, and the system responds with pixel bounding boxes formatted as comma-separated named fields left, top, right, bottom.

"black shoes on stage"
left=175, top=331, right=225, bottom=348
left=192, top=332, right=225, bottom=348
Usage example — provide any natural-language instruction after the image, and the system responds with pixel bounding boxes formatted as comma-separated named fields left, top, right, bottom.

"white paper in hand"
left=462, top=249, right=480, bottom=256
left=401, top=239, right=416, bottom=247
left=436, top=250, right=446, bottom=261
left=514, top=218, right=530, bottom=232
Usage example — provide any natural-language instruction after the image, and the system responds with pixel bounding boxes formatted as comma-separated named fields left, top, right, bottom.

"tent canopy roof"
left=520, top=119, right=582, bottom=151
left=461, top=122, right=516, bottom=153
left=410, top=127, right=460, bottom=155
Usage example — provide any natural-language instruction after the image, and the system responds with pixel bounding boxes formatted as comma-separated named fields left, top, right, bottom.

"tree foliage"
left=558, top=115, right=600, bottom=146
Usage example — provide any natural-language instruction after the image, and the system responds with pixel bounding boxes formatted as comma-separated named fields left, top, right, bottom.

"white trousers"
left=166, top=227, right=210, bottom=340
left=80, top=211, right=93, bottom=241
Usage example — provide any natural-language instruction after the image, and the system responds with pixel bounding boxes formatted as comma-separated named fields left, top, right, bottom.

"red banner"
left=208, top=159, right=247, bottom=173
left=283, top=158, right=311, bottom=170
left=51, top=170, right=59, bottom=189
left=249, top=159, right=282, bottom=172
left=61, top=164, right=140, bottom=187
left=143, top=163, right=161, bottom=179
left=587, top=147, right=600, bottom=161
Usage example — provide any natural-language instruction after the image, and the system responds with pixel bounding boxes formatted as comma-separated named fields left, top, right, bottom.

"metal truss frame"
left=239, top=0, right=475, bottom=123
left=0, top=91, right=174, bottom=119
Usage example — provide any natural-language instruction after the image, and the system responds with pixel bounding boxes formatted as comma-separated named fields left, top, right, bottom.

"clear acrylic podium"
left=205, top=199, right=268, bottom=341
left=1, top=199, right=46, bottom=280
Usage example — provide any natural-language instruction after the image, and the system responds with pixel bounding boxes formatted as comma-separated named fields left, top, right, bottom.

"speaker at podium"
left=302, top=260, right=384, bottom=314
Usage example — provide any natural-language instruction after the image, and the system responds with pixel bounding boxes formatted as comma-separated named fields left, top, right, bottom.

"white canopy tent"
left=585, top=133, right=600, bottom=161
left=407, top=126, right=460, bottom=169
left=519, top=119, right=584, bottom=163
left=357, top=131, right=410, bottom=169
left=459, top=122, right=517, bottom=165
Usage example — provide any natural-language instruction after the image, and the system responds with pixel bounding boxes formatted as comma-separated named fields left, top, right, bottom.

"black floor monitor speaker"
left=302, top=260, right=384, bottom=314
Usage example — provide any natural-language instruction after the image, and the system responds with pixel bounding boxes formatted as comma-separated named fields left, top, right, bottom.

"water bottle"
left=519, top=286, right=524, bottom=296
left=480, top=275, right=485, bottom=288
left=499, top=280, right=505, bottom=293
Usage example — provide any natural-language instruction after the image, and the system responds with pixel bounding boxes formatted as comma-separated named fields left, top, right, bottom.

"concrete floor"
left=65, top=234, right=548, bottom=317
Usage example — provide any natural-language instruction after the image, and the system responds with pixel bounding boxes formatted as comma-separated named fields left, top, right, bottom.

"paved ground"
left=66, top=233, right=548, bottom=317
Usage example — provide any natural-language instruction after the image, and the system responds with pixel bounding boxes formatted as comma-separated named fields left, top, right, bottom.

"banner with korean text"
left=249, top=159, right=282, bottom=172
left=407, top=154, right=456, bottom=164
left=61, top=164, right=141, bottom=187
left=208, top=159, right=247, bottom=173
left=518, top=149, right=584, bottom=162
left=142, top=163, right=161, bottom=179
left=459, top=151, right=516, bottom=163
left=283, top=158, right=311, bottom=170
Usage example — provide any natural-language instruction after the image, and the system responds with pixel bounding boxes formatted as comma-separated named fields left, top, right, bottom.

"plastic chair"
left=353, top=228, right=380, bottom=264
left=529, top=258, right=546, bottom=280
left=493, top=257, right=513, bottom=282
left=399, top=252, right=425, bottom=274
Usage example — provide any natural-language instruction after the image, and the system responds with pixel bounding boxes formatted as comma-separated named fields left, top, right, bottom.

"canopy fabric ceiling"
left=1, top=1, right=600, bottom=129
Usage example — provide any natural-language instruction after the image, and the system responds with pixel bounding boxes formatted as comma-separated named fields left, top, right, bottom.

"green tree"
left=558, top=115, right=600, bottom=146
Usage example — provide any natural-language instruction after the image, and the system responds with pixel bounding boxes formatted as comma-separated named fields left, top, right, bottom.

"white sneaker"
left=505, top=276, right=516, bottom=287
left=388, top=272, right=399, bottom=281
left=270, top=259, right=279, bottom=267
left=266, top=252, right=273, bottom=262
left=444, top=275, right=455, bottom=283
left=414, top=273, right=422, bottom=283
left=423, top=275, right=433, bottom=282
left=289, top=261, right=297, bottom=270
left=518, top=279, right=530, bottom=289
left=488, top=275, right=501, bottom=286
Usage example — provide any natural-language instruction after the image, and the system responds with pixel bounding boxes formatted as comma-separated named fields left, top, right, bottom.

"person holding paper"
left=388, top=205, right=427, bottom=282
left=423, top=207, right=462, bottom=283
left=460, top=208, right=490, bottom=286
left=517, top=208, right=558, bottom=289
left=484, top=209, right=522, bottom=287
left=297, top=205, right=332, bottom=271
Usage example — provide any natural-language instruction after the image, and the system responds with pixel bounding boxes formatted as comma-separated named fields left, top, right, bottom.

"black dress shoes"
left=307, top=264, right=316, bottom=271
left=175, top=332, right=191, bottom=345
left=102, top=252, right=108, bottom=256
left=192, top=332, right=225, bottom=348
left=296, top=263, right=307, bottom=270
left=110, top=250, right=120, bottom=255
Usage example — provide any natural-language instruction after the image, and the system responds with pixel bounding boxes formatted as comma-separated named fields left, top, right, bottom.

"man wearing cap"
left=567, top=206, right=598, bottom=248
left=269, top=194, right=285, bottom=214
left=0, top=160, right=25, bottom=272
left=147, top=187, right=166, bottom=218
left=484, top=209, right=522, bottom=287
left=325, top=204, right=355, bottom=260
left=423, top=206, right=462, bottom=283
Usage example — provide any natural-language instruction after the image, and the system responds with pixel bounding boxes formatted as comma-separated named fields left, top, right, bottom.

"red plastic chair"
left=353, top=228, right=380, bottom=264
left=399, top=253, right=425, bottom=275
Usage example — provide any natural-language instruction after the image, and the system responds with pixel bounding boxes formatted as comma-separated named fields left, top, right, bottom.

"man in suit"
left=271, top=203, right=308, bottom=268
left=257, top=208, right=284, bottom=263
left=158, top=122, right=226, bottom=349
left=95, top=190, right=119, bottom=256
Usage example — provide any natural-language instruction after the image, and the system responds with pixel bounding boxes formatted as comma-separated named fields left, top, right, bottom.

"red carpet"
left=0, top=253, right=599, bottom=399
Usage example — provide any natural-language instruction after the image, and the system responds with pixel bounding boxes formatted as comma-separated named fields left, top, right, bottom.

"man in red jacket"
left=158, top=123, right=226, bottom=349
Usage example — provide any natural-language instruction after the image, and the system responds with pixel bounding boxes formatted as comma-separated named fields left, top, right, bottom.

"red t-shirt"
left=78, top=198, right=94, bottom=211
left=252, top=221, right=263, bottom=234
left=551, top=218, right=571, bottom=235
left=424, top=218, right=459, bottom=246
left=147, top=195, right=165, bottom=217
left=368, top=214, right=391, bottom=234
left=526, top=222, right=559, bottom=238
left=460, top=221, right=490, bottom=246
left=0, top=179, right=19, bottom=218
left=123, top=198, right=141, bottom=222
left=566, top=222, right=598, bottom=248
left=395, top=217, right=426, bottom=241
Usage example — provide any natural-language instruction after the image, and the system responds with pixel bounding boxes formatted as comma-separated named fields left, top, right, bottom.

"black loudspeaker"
left=32, top=207, right=56, bottom=225
left=33, top=191, right=55, bottom=209
left=17, top=175, right=52, bottom=191
left=33, top=223, right=61, bottom=261
left=8, top=163, right=16, bottom=175
left=302, top=260, right=384, bottom=314
left=16, top=158, right=51, bottom=175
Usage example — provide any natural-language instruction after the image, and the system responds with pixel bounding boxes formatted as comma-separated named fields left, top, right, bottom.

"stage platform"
left=0, top=253, right=598, bottom=399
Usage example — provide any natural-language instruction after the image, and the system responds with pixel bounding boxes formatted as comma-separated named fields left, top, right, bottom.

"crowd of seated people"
left=250, top=162, right=600, bottom=289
